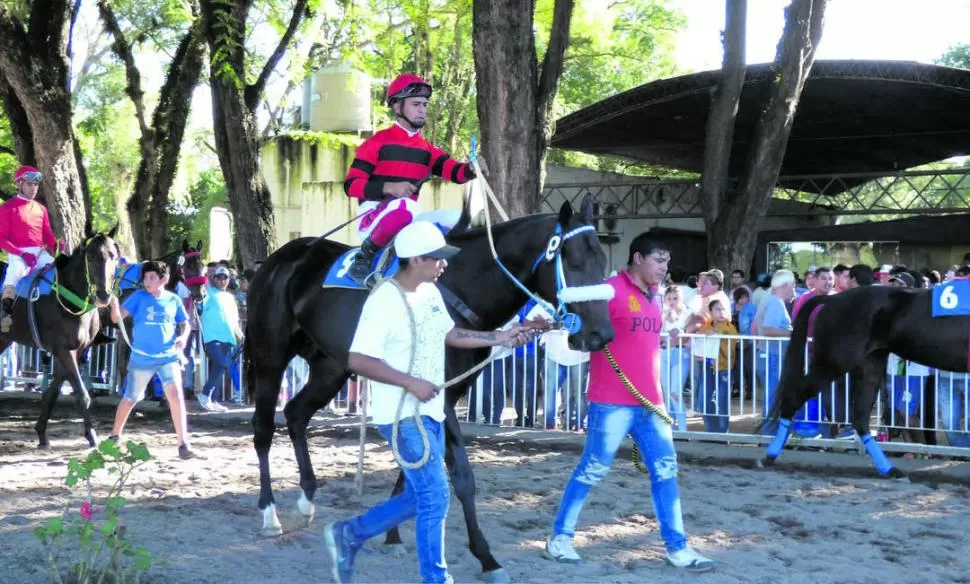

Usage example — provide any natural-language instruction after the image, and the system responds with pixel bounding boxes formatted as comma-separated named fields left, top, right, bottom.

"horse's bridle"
left=490, top=222, right=615, bottom=334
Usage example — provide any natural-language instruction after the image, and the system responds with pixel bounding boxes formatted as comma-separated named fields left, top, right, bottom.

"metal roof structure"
left=551, top=60, right=970, bottom=194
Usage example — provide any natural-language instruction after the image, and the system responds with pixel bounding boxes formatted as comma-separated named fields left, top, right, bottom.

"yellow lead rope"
left=602, top=345, right=673, bottom=473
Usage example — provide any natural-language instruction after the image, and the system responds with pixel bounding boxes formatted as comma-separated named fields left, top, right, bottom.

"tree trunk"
left=700, top=0, right=746, bottom=230
left=473, top=0, right=574, bottom=218
left=705, top=0, right=827, bottom=272
left=0, top=72, right=34, bottom=164
left=0, top=2, right=88, bottom=247
left=101, top=1, right=206, bottom=259
left=200, top=0, right=307, bottom=267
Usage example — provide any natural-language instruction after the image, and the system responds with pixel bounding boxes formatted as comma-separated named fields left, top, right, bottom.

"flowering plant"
left=34, top=439, right=155, bottom=583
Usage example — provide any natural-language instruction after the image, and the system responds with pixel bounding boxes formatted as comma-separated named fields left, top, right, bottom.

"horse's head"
left=180, top=239, right=207, bottom=303
left=79, top=224, right=121, bottom=308
left=530, top=195, right=615, bottom=351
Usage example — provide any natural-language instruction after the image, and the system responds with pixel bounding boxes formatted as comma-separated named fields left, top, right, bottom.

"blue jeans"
left=344, top=417, right=451, bottom=583
left=544, top=360, right=589, bottom=430
left=699, top=363, right=730, bottom=433
left=552, top=403, right=688, bottom=553
left=756, top=352, right=820, bottom=437
left=659, top=347, right=689, bottom=431
left=470, top=356, right=508, bottom=424
left=512, top=353, right=540, bottom=426
left=202, top=341, right=235, bottom=402
left=937, top=373, right=970, bottom=448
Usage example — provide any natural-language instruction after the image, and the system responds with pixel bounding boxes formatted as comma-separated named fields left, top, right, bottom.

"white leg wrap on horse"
left=261, top=504, right=283, bottom=536
left=296, top=492, right=315, bottom=523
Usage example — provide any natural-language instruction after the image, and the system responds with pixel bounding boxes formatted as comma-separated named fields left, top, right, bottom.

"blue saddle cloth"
left=15, top=265, right=55, bottom=300
left=115, top=263, right=143, bottom=292
left=322, top=248, right=399, bottom=290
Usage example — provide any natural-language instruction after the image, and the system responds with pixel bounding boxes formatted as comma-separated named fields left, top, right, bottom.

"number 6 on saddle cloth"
left=932, top=279, right=970, bottom=317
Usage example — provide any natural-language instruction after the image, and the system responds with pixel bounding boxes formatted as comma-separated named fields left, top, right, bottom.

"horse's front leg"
left=442, top=406, right=507, bottom=583
left=56, top=350, right=97, bottom=447
left=381, top=471, right=408, bottom=555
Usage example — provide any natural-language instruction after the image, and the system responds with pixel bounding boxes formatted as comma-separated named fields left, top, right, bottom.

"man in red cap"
left=343, top=73, right=487, bottom=287
left=0, top=166, right=61, bottom=332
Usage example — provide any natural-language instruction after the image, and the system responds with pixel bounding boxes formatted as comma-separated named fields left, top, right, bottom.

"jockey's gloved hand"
left=22, top=252, right=37, bottom=269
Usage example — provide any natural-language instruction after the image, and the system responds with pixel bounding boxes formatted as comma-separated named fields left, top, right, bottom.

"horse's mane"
left=447, top=212, right=557, bottom=243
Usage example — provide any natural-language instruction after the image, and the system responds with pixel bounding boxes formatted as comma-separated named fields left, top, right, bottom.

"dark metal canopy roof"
left=552, top=60, right=970, bottom=193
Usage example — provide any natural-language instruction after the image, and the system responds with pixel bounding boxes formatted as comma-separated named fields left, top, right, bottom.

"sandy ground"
left=1, top=393, right=970, bottom=584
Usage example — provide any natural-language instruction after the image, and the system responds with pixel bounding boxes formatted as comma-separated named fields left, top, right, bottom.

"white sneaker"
left=666, top=545, right=715, bottom=572
left=197, top=394, right=218, bottom=412
left=543, top=534, right=582, bottom=563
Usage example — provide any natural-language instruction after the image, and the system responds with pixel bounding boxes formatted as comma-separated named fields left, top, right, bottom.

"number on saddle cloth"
left=322, top=247, right=400, bottom=290
left=15, top=265, right=55, bottom=301
left=932, top=280, right=970, bottom=317
left=322, top=222, right=452, bottom=290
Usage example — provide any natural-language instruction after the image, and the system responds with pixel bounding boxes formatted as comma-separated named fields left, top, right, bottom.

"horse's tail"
left=244, top=331, right=256, bottom=403
left=762, top=294, right=833, bottom=430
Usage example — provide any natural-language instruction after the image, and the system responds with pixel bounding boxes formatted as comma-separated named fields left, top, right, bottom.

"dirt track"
left=1, top=393, right=969, bottom=584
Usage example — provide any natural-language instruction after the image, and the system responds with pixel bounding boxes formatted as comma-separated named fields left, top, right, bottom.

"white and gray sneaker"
left=543, top=534, right=582, bottom=564
left=666, top=545, right=715, bottom=572
left=197, top=394, right=221, bottom=412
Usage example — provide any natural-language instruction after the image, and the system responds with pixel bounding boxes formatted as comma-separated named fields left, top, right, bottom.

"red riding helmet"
left=386, top=74, right=432, bottom=106
left=15, top=165, right=43, bottom=183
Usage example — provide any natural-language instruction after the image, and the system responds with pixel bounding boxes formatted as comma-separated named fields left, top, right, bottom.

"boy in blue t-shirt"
left=107, top=260, right=199, bottom=459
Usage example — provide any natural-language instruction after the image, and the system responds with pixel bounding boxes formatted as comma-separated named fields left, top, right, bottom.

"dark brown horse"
left=0, top=228, right=120, bottom=448
left=761, top=285, right=964, bottom=480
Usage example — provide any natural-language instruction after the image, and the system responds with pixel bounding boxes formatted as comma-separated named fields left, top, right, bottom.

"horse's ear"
left=558, top=200, right=574, bottom=226
left=196, top=240, right=203, bottom=252
left=182, top=239, right=190, bottom=252
left=108, top=223, right=119, bottom=239
left=580, top=193, right=594, bottom=225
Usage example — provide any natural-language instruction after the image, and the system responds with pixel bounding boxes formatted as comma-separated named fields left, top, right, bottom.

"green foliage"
left=286, top=129, right=362, bottom=149
left=0, top=113, right=17, bottom=197
left=75, top=65, right=141, bottom=233
left=168, top=168, right=229, bottom=250
left=937, top=43, right=970, bottom=69
left=34, top=439, right=156, bottom=584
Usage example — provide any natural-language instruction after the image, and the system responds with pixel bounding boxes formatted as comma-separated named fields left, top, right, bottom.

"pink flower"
left=80, top=501, right=94, bottom=520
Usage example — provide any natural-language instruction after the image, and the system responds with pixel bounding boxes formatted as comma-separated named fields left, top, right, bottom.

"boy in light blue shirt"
left=108, top=260, right=198, bottom=459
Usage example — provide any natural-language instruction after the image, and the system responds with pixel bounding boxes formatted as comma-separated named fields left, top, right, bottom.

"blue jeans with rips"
left=551, top=402, right=688, bottom=553
left=343, top=416, right=451, bottom=583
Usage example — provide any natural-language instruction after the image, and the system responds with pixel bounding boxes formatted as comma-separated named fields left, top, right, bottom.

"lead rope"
left=354, top=276, right=543, bottom=491
left=602, top=345, right=674, bottom=473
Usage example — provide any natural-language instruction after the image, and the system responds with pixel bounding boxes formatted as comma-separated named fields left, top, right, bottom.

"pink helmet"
left=15, top=165, right=43, bottom=183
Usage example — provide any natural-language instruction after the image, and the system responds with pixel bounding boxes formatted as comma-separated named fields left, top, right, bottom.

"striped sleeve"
left=429, top=144, right=475, bottom=184
left=344, top=137, right=385, bottom=201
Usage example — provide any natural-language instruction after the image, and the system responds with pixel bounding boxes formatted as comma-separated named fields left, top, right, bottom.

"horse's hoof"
left=37, top=441, right=50, bottom=450
left=85, top=430, right=98, bottom=448
left=295, top=493, right=315, bottom=525
left=477, top=568, right=511, bottom=583
left=261, top=504, right=283, bottom=537
left=382, top=543, right=407, bottom=557
left=756, top=456, right=775, bottom=469
left=887, top=467, right=910, bottom=483
left=261, top=524, right=283, bottom=537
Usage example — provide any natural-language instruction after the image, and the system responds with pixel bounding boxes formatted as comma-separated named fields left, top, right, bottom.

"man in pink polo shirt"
left=543, top=232, right=715, bottom=572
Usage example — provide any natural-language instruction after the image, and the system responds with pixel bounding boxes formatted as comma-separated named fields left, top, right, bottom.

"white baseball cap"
left=394, top=221, right=460, bottom=259
left=214, top=266, right=231, bottom=277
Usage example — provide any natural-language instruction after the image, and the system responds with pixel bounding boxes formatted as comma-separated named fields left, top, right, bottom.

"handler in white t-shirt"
left=325, top=221, right=533, bottom=584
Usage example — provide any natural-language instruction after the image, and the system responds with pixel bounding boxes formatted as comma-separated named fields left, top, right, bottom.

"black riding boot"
left=348, top=238, right=382, bottom=288
left=1, top=297, right=13, bottom=333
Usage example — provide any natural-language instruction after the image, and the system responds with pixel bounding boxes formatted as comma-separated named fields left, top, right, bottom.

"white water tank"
left=307, top=62, right=372, bottom=133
